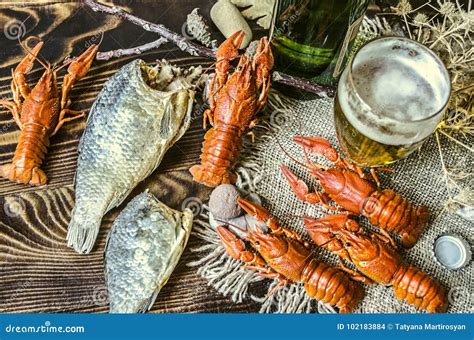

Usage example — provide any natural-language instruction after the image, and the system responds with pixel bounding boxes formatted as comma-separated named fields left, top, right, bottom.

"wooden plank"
left=0, top=171, right=265, bottom=313
left=0, top=54, right=214, bottom=194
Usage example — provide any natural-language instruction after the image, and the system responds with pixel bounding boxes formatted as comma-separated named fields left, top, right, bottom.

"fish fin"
left=137, top=291, right=160, bottom=313
left=77, top=103, right=98, bottom=153
left=106, top=188, right=135, bottom=214
left=67, top=208, right=103, bottom=254
left=159, top=99, right=173, bottom=139
left=159, top=210, right=194, bottom=288
left=169, top=91, right=194, bottom=147
left=103, top=227, right=114, bottom=286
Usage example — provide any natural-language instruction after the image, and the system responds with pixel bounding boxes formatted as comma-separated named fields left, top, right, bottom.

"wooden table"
left=1, top=0, right=454, bottom=314
left=0, top=0, right=267, bottom=313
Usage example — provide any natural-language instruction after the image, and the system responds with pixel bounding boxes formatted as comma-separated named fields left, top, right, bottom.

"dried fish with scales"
left=67, top=59, right=202, bottom=254
left=105, top=191, right=193, bottom=313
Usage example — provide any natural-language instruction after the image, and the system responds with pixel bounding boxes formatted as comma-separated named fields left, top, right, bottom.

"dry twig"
left=84, top=0, right=335, bottom=98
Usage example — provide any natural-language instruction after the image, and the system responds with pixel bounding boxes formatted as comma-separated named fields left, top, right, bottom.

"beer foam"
left=338, top=38, right=450, bottom=146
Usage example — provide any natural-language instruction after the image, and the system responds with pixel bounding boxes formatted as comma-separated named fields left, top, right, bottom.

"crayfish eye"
left=346, top=242, right=351, bottom=247
left=236, top=65, right=243, bottom=71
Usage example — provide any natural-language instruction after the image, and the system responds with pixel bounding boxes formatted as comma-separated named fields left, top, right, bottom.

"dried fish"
left=67, top=59, right=202, bottom=254
left=105, top=191, right=193, bottom=313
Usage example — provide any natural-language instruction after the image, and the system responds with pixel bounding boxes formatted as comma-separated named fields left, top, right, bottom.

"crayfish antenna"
left=275, top=135, right=310, bottom=171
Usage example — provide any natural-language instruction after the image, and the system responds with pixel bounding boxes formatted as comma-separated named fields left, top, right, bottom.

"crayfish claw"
left=14, top=41, right=44, bottom=99
left=293, top=136, right=339, bottom=162
left=217, top=226, right=266, bottom=266
left=237, top=197, right=271, bottom=222
left=66, top=44, right=98, bottom=81
left=280, top=164, right=328, bottom=205
left=216, top=30, right=245, bottom=61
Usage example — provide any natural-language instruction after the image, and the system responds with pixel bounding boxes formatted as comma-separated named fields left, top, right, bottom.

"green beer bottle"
left=270, top=0, right=370, bottom=90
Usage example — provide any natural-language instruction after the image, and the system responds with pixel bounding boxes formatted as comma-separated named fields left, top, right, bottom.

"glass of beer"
left=334, top=37, right=451, bottom=166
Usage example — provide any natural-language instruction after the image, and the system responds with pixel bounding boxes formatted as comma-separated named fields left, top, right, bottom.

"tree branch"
left=96, top=37, right=169, bottom=60
left=84, top=0, right=336, bottom=98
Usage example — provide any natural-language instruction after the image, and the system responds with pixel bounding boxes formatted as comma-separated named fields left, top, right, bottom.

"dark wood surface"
left=2, top=0, right=460, bottom=314
left=0, top=0, right=267, bottom=313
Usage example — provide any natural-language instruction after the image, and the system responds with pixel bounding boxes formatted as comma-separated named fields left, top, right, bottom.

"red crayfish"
left=281, top=136, right=430, bottom=248
left=190, top=31, right=274, bottom=187
left=0, top=40, right=97, bottom=186
left=304, top=214, right=448, bottom=313
left=216, top=197, right=364, bottom=313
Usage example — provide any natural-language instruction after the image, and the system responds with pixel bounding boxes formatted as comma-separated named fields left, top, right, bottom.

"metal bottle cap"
left=434, top=234, right=472, bottom=270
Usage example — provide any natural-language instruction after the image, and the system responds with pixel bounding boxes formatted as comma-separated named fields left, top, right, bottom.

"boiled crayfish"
left=190, top=31, right=273, bottom=187
left=281, top=136, right=430, bottom=248
left=216, top=197, right=364, bottom=313
left=0, top=40, right=97, bottom=186
left=304, top=214, right=448, bottom=313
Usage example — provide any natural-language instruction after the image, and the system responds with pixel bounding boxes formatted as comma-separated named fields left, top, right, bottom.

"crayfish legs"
left=0, top=41, right=97, bottom=186
left=190, top=31, right=273, bottom=187
left=281, top=136, right=430, bottom=248
left=217, top=198, right=364, bottom=313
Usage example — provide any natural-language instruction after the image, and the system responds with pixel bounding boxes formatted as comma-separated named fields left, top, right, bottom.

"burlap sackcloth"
left=188, top=92, right=473, bottom=314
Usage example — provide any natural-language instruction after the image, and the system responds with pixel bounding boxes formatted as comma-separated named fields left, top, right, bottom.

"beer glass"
left=334, top=37, right=451, bottom=166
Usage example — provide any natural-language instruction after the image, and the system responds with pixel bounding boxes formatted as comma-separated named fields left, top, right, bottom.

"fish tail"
left=67, top=206, right=103, bottom=254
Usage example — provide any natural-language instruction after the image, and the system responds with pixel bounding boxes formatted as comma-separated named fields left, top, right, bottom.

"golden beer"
left=334, top=37, right=451, bottom=167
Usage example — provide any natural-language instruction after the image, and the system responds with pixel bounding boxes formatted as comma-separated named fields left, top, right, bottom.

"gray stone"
left=209, top=191, right=268, bottom=238
left=209, top=184, right=243, bottom=220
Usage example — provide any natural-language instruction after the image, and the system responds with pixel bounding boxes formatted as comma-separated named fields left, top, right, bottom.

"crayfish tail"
left=0, top=163, right=47, bottom=186
left=392, top=263, right=448, bottom=313
left=364, top=190, right=430, bottom=248
left=303, top=259, right=364, bottom=313
left=191, top=126, right=242, bottom=187
left=400, top=206, right=430, bottom=248
left=30, top=167, right=47, bottom=186
left=189, top=164, right=237, bottom=188
left=0, top=163, right=17, bottom=182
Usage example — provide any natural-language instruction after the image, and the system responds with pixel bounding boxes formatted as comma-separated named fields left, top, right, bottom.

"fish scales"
left=67, top=59, right=201, bottom=254
left=104, top=191, right=193, bottom=313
